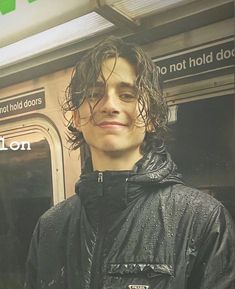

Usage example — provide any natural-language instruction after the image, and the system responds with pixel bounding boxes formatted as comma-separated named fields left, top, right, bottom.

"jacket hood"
left=130, top=144, right=182, bottom=184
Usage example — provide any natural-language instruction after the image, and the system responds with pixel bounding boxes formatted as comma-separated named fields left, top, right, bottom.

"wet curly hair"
left=62, top=36, right=168, bottom=153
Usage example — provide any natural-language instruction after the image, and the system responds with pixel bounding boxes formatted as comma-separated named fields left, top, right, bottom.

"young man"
left=25, top=38, right=235, bottom=289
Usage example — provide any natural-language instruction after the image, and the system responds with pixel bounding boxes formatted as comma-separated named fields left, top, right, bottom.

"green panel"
left=0, top=0, right=16, bottom=15
left=0, top=0, right=38, bottom=15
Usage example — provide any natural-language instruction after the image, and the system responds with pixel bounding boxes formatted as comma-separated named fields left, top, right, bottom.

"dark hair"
left=62, top=37, right=168, bottom=153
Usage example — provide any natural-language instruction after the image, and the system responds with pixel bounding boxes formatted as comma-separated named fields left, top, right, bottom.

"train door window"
left=166, top=94, right=235, bottom=220
left=0, top=119, right=64, bottom=289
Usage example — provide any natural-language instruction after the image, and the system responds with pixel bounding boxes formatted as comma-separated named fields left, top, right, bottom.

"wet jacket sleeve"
left=188, top=205, right=235, bottom=289
left=24, top=221, right=40, bottom=289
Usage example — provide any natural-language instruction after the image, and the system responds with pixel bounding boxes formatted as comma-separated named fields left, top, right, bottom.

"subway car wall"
left=0, top=72, right=80, bottom=289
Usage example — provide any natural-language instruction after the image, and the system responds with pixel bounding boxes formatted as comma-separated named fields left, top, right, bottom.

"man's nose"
left=100, top=90, right=119, bottom=114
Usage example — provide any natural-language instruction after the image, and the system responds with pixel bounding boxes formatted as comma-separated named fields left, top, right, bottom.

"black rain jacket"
left=25, top=147, right=235, bottom=289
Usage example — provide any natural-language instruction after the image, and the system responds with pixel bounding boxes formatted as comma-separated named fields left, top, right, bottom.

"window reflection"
left=166, top=95, right=235, bottom=222
left=0, top=132, right=53, bottom=289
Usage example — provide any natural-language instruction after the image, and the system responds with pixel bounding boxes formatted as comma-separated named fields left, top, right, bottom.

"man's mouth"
left=98, top=121, right=127, bottom=128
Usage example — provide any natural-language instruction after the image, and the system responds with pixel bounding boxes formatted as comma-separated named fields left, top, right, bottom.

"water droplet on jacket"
left=48, top=279, right=55, bottom=286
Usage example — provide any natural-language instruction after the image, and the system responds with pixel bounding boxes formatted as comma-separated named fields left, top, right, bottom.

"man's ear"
left=146, top=121, right=154, bottom=133
left=72, top=111, right=81, bottom=132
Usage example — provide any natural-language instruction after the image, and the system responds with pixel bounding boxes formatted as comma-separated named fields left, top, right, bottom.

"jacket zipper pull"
left=97, top=172, right=103, bottom=196
left=98, top=172, right=103, bottom=183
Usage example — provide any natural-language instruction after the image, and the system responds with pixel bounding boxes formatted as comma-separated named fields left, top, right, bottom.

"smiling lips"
left=98, top=121, right=127, bottom=128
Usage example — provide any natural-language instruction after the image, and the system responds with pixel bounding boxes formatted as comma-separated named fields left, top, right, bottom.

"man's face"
left=73, top=57, right=146, bottom=159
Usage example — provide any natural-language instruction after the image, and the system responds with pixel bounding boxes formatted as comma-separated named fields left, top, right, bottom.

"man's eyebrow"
left=90, top=81, right=136, bottom=89
left=118, top=82, right=137, bottom=89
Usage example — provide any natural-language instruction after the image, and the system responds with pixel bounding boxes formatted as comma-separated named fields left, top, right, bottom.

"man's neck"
left=90, top=148, right=143, bottom=171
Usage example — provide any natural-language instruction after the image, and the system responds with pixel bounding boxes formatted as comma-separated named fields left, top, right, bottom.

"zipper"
left=89, top=172, right=105, bottom=289
left=89, top=222, right=106, bottom=289
left=97, top=172, right=104, bottom=196
left=98, top=172, right=103, bottom=183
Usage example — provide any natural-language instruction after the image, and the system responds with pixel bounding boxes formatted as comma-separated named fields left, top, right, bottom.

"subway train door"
left=166, top=94, right=235, bottom=221
left=0, top=117, right=64, bottom=289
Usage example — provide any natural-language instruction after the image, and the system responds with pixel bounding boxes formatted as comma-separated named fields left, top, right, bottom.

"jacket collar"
left=76, top=171, right=138, bottom=219
left=75, top=146, right=183, bottom=219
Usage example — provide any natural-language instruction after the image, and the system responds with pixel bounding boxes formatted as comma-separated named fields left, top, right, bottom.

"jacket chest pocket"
left=103, top=263, right=174, bottom=289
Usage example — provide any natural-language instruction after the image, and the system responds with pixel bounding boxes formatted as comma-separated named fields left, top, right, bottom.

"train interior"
left=0, top=0, right=234, bottom=288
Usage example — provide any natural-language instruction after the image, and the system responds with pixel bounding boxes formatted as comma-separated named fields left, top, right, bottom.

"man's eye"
left=120, top=93, right=137, bottom=102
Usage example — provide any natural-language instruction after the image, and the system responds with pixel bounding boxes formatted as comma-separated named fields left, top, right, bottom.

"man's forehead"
left=96, top=57, right=136, bottom=80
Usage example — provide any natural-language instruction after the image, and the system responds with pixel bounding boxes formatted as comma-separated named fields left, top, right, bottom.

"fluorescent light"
left=0, top=12, right=115, bottom=67
left=109, top=0, right=196, bottom=19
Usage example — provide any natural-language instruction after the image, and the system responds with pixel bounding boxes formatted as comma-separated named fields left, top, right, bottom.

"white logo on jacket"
left=128, top=285, right=149, bottom=289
